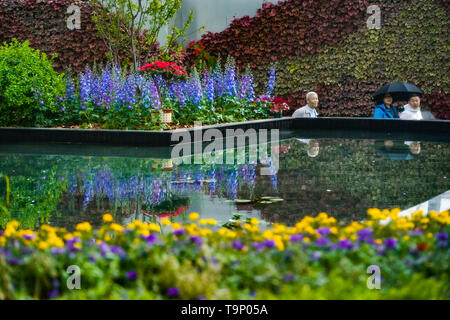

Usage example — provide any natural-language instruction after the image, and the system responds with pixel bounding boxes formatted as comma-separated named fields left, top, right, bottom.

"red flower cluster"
left=258, top=96, right=291, bottom=114
left=139, top=61, right=188, bottom=78
left=190, top=41, right=209, bottom=59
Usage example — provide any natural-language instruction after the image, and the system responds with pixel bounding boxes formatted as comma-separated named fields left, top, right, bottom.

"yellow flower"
left=48, top=237, right=64, bottom=248
left=375, top=239, right=383, bottom=245
left=403, top=235, right=410, bottom=241
left=427, top=232, right=433, bottom=239
left=161, top=218, right=171, bottom=226
left=286, top=227, right=297, bottom=234
left=275, top=238, right=285, bottom=251
left=420, top=218, right=429, bottom=224
left=330, top=227, right=338, bottom=235
left=200, top=229, right=212, bottom=237
left=38, top=241, right=48, bottom=250
left=263, top=230, right=273, bottom=240
left=75, top=222, right=92, bottom=232
left=226, top=230, right=237, bottom=239
left=64, top=233, right=74, bottom=241
left=199, top=219, right=207, bottom=225
left=218, top=228, right=228, bottom=236
left=207, top=219, right=216, bottom=225
left=350, top=235, right=357, bottom=241
left=171, top=222, right=182, bottom=230
left=250, top=218, right=259, bottom=225
left=137, top=229, right=150, bottom=237
left=0, top=236, right=6, bottom=246
left=243, top=223, right=252, bottom=231
left=6, top=220, right=19, bottom=231
left=189, top=212, right=199, bottom=221
left=148, top=223, right=161, bottom=233
left=102, top=213, right=113, bottom=223
left=303, top=237, right=310, bottom=243
left=110, top=223, right=124, bottom=233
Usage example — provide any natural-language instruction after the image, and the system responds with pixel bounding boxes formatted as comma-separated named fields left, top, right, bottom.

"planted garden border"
left=0, top=118, right=449, bottom=152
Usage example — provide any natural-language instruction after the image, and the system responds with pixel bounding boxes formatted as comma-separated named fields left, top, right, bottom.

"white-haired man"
left=292, top=92, right=319, bottom=118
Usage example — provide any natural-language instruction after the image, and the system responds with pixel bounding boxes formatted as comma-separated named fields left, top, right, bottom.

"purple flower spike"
left=384, top=238, right=398, bottom=249
left=172, top=229, right=186, bottom=236
left=126, top=271, right=138, bottom=281
left=48, top=289, right=59, bottom=299
left=252, top=242, right=265, bottom=251
left=23, top=234, right=34, bottom=241
left=289, top=234, right=303, bottom=242
left=189, top=235, right=202, bottom=245
left=315, top=237, right=330, bottom=247
left=330, top=243, right=339, bottom=250
left=8, top=257, right=21, bottom=265
left=283, top=274, right=294, bottom=282
left=51, top=247, right=65, bottom=255
left=316, top=227, right=331, bottom=236
left=231, top=240, right=244, bottom=250
left=142, top=233, right=158, bottom=245
left=338, top=239, right=353, bottom=249
left=357, top=228, right=374, bottom=244
left=110, top=245, right=126, bottom=259
left=168, top=287, right=180, bottom=297
left=436, top=233, right=448, bottom=247
left=263, top=239, right=275, bottom=248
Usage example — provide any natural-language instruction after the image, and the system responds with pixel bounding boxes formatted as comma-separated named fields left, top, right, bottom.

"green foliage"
left=0, top=39, right=65, bottom=126
left=91, top=0, right=187, bottom=70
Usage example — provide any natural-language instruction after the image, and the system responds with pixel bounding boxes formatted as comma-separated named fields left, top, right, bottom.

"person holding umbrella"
left=372, top=82, right=423, bottom=119
left=373, top=93, right=399, bottom=119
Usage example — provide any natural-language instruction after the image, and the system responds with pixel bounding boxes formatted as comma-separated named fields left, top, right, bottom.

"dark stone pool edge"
left=0, top=118, right=449, bottom=147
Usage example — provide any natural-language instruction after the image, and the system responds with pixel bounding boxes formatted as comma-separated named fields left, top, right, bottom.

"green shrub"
left=0, top=39, right=65, bottom=126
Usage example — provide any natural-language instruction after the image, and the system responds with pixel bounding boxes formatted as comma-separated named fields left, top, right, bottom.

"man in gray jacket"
left=292, top=92, right=319, bottom=118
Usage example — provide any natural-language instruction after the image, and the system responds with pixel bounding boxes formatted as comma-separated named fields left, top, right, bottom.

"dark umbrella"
left=373, top=82, right=423, bottom=102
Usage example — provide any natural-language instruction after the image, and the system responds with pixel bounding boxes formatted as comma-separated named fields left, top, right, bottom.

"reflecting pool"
left=1, top=135, right=449, bottom=230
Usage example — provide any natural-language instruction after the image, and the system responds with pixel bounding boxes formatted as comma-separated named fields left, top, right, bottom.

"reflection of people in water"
left=374, top=140, right=420, bottom=160
left=404, top=141, right=421, bottom=155
left=296, top=139, right=320, bottom=158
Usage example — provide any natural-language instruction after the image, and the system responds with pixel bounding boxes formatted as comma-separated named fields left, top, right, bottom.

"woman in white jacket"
left=400, top=94, right=423, bottom=120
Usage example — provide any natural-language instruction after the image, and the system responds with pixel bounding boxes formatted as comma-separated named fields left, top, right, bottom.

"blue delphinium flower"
left=205, top=73, right=215, bottom=104
left=175, top=82, right=186, bottom=107
left=80, top=66, right=93, bottom=105
left=224, top=56, right=237, bottom=96
left=188, top=67, right=203, bottom=106
left=212, top=58, right=225, bottom=97
left=150, top=79, right=161, bottom=110
left=266, top=67, right=276, bottom=98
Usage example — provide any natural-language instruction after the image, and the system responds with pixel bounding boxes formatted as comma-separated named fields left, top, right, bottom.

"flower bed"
left=0, top=208, right=448, bottom=300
